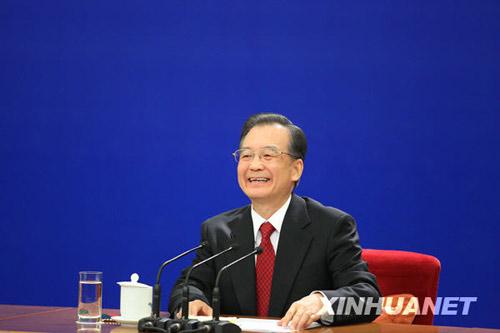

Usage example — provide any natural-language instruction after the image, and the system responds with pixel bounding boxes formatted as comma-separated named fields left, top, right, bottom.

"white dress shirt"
left=251, top=195, right=291, bottom=253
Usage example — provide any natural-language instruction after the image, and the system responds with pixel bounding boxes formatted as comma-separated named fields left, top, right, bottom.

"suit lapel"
left=228, top=207, right=257, bottom=315
left=268, top=195, right=313, bottom=317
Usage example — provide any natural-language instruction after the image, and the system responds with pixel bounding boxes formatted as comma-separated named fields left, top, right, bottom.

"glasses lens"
left=239, top=149, right=254, bottom=161
left=260, top=147, right=280, bottom=160
left=234, top=148, right=285, bottom=162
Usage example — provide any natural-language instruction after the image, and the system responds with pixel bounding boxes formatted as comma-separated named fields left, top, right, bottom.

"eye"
left=262, top=153, right=273, bottom=160
left=240, top=152, right=253, bottom=160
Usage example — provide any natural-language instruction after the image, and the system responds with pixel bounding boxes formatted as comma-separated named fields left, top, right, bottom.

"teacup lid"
left=117, top=273, right=151, bottom=288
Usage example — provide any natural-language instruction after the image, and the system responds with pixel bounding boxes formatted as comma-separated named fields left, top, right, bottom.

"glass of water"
left=77, top=271, right=103, bottom=324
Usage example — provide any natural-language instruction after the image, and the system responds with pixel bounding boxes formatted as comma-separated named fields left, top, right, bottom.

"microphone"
left=213, top=246, right=263, bottom=321
left=138, top=241, right=208, bottom=333
left=202, top=247, right=263, bottom=333
left=182, top=243, right=239, bottom=320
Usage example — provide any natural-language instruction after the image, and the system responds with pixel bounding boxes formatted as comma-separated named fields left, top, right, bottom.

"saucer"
left=111, top=316, right=139, bottom=326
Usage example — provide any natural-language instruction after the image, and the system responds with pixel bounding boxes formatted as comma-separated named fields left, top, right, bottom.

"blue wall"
left=1, top=1, right=499, bottom=328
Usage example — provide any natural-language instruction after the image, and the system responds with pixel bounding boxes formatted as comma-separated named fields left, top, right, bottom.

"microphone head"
left=255, top=246, right=263, bottom=255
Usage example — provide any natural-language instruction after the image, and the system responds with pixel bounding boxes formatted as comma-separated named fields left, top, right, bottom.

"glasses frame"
left=232, top=147, right=301, bottom=163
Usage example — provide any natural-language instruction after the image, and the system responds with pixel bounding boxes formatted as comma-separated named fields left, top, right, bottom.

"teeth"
left=249, top=177, right=270, bottom=182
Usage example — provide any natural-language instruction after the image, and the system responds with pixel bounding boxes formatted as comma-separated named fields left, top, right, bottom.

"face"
left=237, top=124, right=304, bottom=207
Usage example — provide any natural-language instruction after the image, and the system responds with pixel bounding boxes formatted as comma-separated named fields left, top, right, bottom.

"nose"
left=248, top=154, right=264, bottom=170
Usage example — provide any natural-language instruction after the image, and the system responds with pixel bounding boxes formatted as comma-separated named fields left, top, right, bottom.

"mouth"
left=248, top=177, right=271, bottom=183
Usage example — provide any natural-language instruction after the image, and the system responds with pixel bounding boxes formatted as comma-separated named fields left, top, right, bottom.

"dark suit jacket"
left=169, top=195, right=380, bottom=324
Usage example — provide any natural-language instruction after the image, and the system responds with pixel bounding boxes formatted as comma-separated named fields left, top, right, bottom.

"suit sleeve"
left=321, top=214, right=381, bottom=325
left=168, top=222, right=216, bottom=315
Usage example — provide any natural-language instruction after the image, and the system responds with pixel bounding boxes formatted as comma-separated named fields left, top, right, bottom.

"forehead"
left=241, top=124, right=291, bottom=149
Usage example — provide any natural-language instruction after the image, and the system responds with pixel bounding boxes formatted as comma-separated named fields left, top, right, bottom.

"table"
left=0, top=305, right=498, bottom=333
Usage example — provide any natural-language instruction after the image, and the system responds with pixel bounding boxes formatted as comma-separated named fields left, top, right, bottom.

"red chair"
left=362, top=249, right=441, bottom=325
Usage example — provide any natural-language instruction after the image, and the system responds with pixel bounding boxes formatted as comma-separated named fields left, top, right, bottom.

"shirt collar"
left=251, top=195, right=292, bottom=238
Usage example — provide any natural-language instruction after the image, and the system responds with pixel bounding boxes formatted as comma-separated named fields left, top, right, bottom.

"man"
left=169, top=113, right=380, bottom=328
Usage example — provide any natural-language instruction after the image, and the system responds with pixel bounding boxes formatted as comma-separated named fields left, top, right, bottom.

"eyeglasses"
left=232, top=147, right=300, bottom=163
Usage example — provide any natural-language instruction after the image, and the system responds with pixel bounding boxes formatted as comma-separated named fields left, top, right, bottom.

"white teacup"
left=117, top=273, right=152, bottom=321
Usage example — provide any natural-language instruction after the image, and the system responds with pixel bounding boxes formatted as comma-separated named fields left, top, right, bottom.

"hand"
left=373, top=294, right=416, bottom=325
left=278, top=293, right=325, bottom=330
left=176, top=300, right=213, bottom=318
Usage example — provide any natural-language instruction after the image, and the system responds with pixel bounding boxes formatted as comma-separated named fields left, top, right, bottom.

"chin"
left=243, top=189, right=271, bottom=201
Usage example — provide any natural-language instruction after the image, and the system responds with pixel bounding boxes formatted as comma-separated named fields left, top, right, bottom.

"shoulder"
left=297, top=196, right=362, bottom=250
left=198, top=204, right=251, bottom=249
left=201, top=204, right=250, bottom=229
left=298, top=195, right=357, bottom=231
left=301, top=196, right=352, bottom=220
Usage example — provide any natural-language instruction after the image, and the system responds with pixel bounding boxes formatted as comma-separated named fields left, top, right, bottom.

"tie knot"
left=260, top=222, right=275, bottom=239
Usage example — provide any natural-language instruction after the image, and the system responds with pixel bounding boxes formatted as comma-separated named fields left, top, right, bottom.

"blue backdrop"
left=1, top=0, right=499, bottom=329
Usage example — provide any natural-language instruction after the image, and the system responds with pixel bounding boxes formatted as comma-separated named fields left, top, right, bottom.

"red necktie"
left=256, top=222, right=276, bottom=317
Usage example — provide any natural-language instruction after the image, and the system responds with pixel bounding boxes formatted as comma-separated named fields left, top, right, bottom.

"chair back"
left=362, top=249, right=441, bottom=325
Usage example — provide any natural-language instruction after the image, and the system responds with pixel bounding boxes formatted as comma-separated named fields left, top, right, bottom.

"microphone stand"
left=202, top=247, right=262, bottom=333
left=182, top=245, right=238, bottom=320
left=138, top=241, right=208, bottom=333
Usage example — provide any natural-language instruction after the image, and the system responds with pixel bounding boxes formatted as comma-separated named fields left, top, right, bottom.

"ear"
left=291, top=159, right=304, bottom=182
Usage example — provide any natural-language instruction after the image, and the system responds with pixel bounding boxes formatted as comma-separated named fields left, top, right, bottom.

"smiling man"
left=169, top=113, right=380, bottom=328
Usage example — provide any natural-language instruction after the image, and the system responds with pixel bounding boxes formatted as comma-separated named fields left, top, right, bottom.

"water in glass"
left=78, top=280, right=102, bottom=323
